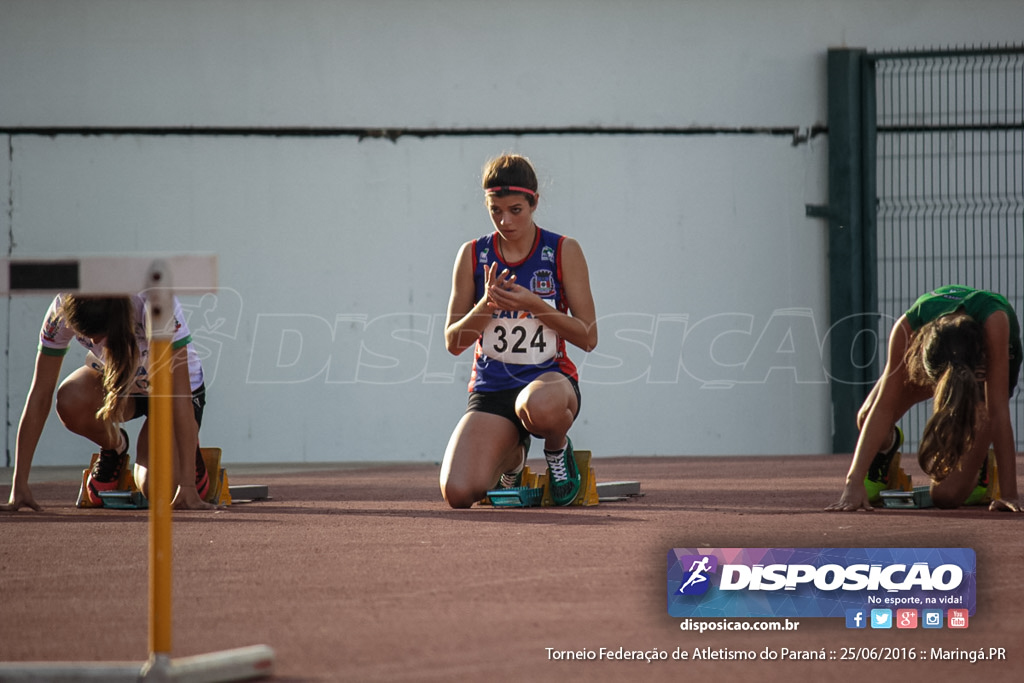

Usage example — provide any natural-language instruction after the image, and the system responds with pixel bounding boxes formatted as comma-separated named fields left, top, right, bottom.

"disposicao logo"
left=667, top=548, right=976, bottom=619
left=675, top=555, right=718, bottom=595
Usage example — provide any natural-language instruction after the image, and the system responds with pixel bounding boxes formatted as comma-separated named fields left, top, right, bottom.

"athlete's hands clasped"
left=483, top=262, right=540, bottom=314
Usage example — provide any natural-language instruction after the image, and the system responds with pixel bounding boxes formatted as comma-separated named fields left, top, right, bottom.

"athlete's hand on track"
left=1, top=484, right=42, bottom=512
left=989, top=497, right=1023, bottom=512
left=825, top=483, right=874, bottom=512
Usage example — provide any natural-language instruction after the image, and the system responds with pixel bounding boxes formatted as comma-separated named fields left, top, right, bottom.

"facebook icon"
left=845, top=609, right=867, bottom=629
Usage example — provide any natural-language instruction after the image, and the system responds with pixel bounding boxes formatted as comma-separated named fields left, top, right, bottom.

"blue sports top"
left=468, top=227, right=578, bottom=392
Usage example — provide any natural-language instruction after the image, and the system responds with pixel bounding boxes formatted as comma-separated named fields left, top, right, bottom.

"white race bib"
left=481, top=300, right=558, bottom=365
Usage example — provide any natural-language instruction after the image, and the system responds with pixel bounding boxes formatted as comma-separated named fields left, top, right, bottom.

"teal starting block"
left=96, top=484, right=272, bottom=509
left=98, top=490, right=149, bottom=509
left=486, top=487, right=544, bottom=507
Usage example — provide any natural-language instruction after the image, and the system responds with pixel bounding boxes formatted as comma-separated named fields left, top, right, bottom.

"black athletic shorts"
left=129, top=384, right=206, bottom=429
left=466, top=376, right=580, bottom=443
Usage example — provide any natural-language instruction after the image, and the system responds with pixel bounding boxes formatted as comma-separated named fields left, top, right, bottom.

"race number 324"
left=483, top=313, right=556, bottom=365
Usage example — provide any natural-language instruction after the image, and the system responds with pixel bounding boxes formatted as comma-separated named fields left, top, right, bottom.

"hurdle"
left=0, top=255, right=274, bottom=682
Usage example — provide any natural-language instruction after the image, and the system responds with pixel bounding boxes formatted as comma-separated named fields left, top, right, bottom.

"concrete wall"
left=3, top=1, right=1022, bottom=465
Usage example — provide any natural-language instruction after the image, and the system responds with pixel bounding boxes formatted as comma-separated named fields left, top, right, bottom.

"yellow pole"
left=145, top=262, right=175, bottom=677
left=149, top=336, right=173, bottom=657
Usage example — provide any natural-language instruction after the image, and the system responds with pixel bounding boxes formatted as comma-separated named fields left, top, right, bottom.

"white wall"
left=3, top=1, right=1022, bottom=465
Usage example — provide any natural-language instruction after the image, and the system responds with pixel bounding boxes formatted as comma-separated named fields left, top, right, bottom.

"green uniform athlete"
left=827, top=285, right=1022, bottom=513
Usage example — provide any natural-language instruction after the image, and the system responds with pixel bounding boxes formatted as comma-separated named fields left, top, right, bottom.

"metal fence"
left=872, top=47, right=1024, bottom=452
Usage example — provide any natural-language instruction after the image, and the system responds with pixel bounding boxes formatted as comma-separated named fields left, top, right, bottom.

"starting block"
left=879, top=450, right=999, bottom=509
left=880, top=486, right=933, bottom=509
left=76, top=447, right=269, bottom=509
left=228, top=484, right=272, bottom=503
left=865, top=452, right=913, bottom=506
left=596, top=480, right=643, bottom=501
left=482, top=448, right=612, bottom=508
left=199, top=447, right=232, bottom=506
left=488, top=486, right=543, bottom=507
left=76, top=451, right=134, bottom=508
left=98, top=490, right=150, bottom=509
left=964, top=450, right=1000, bottom=505
left=870, top=449, right=917, bottom=508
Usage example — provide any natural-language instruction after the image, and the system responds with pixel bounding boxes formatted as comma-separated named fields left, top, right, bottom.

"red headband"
left=485, top=185, right=537, bottom=198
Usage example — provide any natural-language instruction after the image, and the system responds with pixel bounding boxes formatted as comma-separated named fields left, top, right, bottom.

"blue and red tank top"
left=468, top=227, right=578, bottom=392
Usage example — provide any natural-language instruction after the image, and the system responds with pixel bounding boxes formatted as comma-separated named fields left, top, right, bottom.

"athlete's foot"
left=544, top=436, right=580, bottom=506
left=498, top=439, right=529, bottom=489
left=171, top=488, right=219, bottom=510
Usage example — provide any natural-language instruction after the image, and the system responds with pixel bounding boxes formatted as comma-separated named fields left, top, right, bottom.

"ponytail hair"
left=905, top=312, right=985, bottom=480
left=60, top=296, right=139, bottom=423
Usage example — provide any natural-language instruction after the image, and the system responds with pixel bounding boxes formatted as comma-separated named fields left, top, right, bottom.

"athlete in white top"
left=2, top=293, right=214, bottom=512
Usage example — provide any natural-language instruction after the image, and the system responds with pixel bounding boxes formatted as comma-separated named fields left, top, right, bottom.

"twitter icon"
left=870, top=609, right=893, bottom=629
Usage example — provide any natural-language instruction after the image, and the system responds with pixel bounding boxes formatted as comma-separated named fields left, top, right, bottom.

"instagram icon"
left=922, top=609, right=943, bottom=629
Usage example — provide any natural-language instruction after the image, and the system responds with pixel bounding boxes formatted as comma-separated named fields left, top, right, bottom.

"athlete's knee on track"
left=442, top=487, right=479, bottom=509
left=440, top=476, right=482, bottom=509
left=929, top=483, right=964, bottom=510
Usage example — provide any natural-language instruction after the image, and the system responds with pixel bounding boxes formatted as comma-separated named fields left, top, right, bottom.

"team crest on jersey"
left=42, top=313, right=62, bottom=343
left=478, top=248, right=490, bottom=265
left=541, top=246, right=555, bottom=263
left=531, top=269, right=555, bottom=296
left=135, top=350, right=151, bottom=391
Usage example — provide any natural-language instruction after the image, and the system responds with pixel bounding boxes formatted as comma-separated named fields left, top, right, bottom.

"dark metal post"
left=826, top=48, right=879, bottom=453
